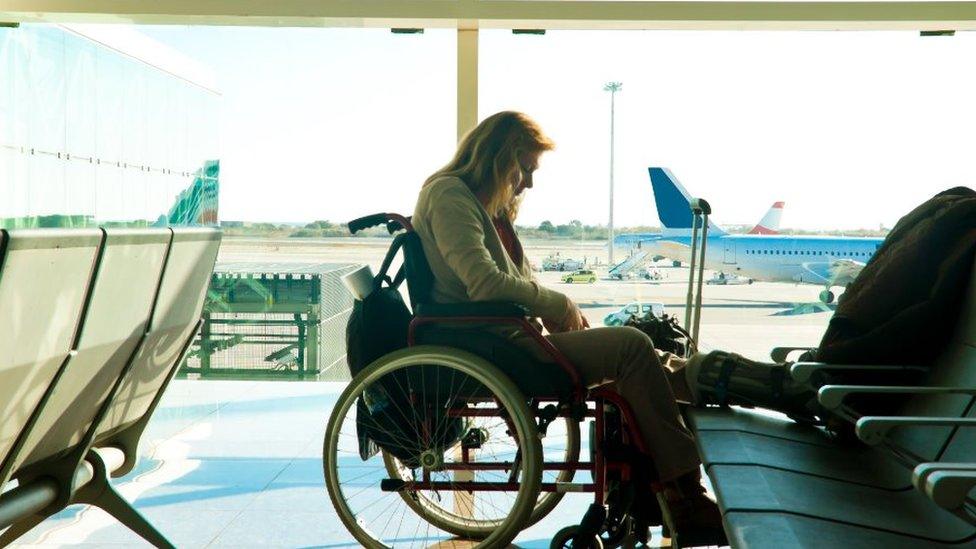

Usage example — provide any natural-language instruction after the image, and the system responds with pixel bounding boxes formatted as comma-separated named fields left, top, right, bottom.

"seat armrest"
left=924, top=468, right=976, bottom=511
left=856, top=416, right=976, bottom=446
left=790, top=362, right=927, bottom=384
left=415, top=301, right=527, bottom=319
left=771, top=346, right=815, bottom=363
left=818, top=385, right=976, bottom=411
left=914, top=462, right=976, bottom=491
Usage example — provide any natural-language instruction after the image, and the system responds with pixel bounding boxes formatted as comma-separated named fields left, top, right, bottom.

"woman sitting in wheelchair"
left=330, top=116, right=973, bottom=546
left=413, top=111, right=726, bottom=543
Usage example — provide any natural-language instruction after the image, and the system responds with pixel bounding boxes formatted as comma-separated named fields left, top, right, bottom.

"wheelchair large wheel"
left=384, top=409, right=580, bottom=534
left=324, top=345, right=543, bottom=548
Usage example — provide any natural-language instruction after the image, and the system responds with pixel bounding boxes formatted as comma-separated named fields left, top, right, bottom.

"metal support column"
left=457, top=27, right=479, bottom=142
left=455, top=26, right=479, bottom=519
left=295, top=313, right=306, bottom=378
left=200, top=312, right=212, bottom=375
left=306, top=308, right=319, bottom=377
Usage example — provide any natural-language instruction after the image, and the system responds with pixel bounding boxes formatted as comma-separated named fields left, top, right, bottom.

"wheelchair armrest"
left=856, top=416, right=976, bottom=446
left=790, top=362, right=927, bottom=384
left=409, top=302, right=585, bottom=402
left=771, top=346, right=816, bottom=363
left=818, top=385, right=976, bottom=411
left=415, top=301, right=527, bottom=319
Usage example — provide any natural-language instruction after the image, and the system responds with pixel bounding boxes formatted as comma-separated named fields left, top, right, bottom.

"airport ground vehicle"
left=608, top=266, right=661, bottom=282
left=326, top=213, right=702, bottom=549
left=608, top=251, right=648, bottom=280
left=705, top=272, right=753, bottom=285
left=543, top=255, right=584, bottom=272
left=636, top=267, right=663, bottom=281
left=562, top=269, right=597, bottom=284
left=603, top=302, right=666, bottom=327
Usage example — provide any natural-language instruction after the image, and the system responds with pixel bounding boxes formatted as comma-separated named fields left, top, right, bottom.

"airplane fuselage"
left=652, top=234, right=885, bottom=285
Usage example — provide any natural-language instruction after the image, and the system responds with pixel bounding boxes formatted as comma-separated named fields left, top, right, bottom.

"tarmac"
left=216, top=236, right=835, bottom=361
left=10, top=236, right=832, bottom=547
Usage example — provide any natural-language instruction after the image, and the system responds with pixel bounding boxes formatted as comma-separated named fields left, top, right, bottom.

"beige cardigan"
left=412, top=176, right=571, bottom=323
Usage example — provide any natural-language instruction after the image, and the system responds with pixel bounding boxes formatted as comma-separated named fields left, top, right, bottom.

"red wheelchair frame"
left=361, top=212, right=667, bottom=545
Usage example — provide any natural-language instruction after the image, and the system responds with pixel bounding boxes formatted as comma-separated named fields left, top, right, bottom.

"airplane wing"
left=829, top=258, right=865, bottom=286
left=652, top=239, right=693, bottom=262
left=797, top=259, right=865, bottom=286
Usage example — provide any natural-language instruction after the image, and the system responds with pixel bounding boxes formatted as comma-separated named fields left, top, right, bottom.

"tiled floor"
left=10, top=380, right=664, bottom=548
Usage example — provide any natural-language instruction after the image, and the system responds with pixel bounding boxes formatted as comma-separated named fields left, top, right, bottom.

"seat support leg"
left=75, top=451, right=174, bottom=549
left=79, top=483, right=173, bottom=549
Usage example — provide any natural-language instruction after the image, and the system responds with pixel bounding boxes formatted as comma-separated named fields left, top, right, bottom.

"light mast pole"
left=604, top=81, right=622, bottom=266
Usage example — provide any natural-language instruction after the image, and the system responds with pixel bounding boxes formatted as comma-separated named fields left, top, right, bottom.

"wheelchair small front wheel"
left=602, top=515, right=634, bottom=548
left=324, top=345, right=543, bottom=548
left=550, top=525, right=604, bottom=549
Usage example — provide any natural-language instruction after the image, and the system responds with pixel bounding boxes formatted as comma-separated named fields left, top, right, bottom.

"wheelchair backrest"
left=375, top=231, right=433, bottom=313
left=400, top=231, right=434, bottom=311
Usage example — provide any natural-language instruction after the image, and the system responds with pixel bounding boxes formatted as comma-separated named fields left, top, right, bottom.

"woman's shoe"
left=663, top=469, right=728, bottom=547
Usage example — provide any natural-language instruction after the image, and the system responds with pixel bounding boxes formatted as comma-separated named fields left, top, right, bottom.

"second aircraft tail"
left=748, top=201, right=784, bottom=235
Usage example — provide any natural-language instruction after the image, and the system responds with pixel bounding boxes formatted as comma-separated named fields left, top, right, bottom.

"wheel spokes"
left=325, top=352, right=543, bottom=548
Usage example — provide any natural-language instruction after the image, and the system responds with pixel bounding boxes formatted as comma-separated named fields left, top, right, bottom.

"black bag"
left=346, top=279, right=412, bottom=378
left=345, top=232, right=432, bottom=378
left=346, top=232, right=465, bottom=465
left=347, top=283, right=412, bottom=462
left=625, top=313, right=695, bottom=357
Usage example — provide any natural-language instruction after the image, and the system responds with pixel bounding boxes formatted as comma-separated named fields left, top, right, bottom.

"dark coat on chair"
left=818, top=186, right=976, bottom=369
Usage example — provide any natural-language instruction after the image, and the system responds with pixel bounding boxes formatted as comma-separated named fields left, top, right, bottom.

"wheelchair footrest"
left=577, top=503, right=607, bottom=538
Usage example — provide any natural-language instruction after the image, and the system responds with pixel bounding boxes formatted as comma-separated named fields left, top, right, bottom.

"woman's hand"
left=545, top=300, right=588, bottom=333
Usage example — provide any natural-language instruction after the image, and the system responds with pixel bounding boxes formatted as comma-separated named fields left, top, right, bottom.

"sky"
left=140, top=26, right=976, bottom=231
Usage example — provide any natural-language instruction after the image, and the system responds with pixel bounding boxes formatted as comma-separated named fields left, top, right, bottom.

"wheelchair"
left=324, top=213, right=686, bottom=548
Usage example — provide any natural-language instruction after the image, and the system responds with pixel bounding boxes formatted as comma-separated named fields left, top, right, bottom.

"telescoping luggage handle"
left=684, top=198, right=711, bottom=356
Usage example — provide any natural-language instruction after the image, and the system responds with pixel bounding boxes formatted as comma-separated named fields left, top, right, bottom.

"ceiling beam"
left=2, top=1, right=976, bottom=31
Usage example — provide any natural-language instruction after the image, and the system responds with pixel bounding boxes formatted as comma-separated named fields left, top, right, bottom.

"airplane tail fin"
left=648, top=167, right=726, bottom=237
left=748, top=201, right=784, bottom=235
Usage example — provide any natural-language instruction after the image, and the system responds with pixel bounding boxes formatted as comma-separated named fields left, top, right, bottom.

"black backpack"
left=625, top=313, right=696, bottom=357
left=346, top=232, right=465, bottom=466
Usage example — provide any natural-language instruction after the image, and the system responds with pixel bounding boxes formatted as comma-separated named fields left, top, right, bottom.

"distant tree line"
left=219, top=219, right=887, bottom=239
left=515, top=220, right=661, bottom=240
left=221, top=220, right=387, bottom=238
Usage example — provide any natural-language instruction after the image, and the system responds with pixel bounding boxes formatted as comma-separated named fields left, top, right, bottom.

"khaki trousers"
left=515, top=326, right=700, bottom=481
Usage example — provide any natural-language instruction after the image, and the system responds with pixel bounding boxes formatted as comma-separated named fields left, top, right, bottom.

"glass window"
left=27, top=27, right=67, bottom=154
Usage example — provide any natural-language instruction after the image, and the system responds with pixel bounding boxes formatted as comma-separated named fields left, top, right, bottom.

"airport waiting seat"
left=687, top=254, right=976, bottom=548
left=0, top=227, right=220, bottom=548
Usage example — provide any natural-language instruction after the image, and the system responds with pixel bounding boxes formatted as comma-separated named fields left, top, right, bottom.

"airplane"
left=614, top=200, right=785, bottom=249
left=647, top=167, right=885, bottom=304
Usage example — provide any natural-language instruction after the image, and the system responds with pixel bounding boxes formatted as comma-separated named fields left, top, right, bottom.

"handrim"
left=323, top=345, right=543, bottom=548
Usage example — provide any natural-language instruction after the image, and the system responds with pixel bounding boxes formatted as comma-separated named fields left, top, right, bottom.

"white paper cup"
left=341, top=265, right=375, bottom=300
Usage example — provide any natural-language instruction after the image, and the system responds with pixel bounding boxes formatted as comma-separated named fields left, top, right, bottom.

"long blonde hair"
left=425, top=111, right=555, bottom=219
